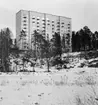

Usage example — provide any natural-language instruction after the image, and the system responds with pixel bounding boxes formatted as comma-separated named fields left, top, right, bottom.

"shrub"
left=85, top=76, right=96, bottom=85
left=75, top=95, right=83, bottom=105
left=51, top=56, right=63, bottom=67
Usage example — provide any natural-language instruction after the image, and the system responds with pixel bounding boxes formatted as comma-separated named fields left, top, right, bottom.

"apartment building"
left=16, top=10, right=72, bottom=52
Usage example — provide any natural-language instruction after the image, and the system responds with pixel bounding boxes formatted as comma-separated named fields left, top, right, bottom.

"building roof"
left=16, top=9, right=71, bottom=19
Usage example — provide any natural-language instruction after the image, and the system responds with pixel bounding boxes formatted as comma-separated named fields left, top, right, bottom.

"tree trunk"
left=23, top=61, right=24, bottom=72
left=47, top=58, right=50, bottom=72
left=16, top=64, right=17, bottom=72
left=33, top=66, right=35, bottom=72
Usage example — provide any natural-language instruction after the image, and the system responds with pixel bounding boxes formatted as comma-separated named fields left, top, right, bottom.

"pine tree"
left=52, top=32, right=62, bottom=57
left=61, top=34, right=66, bottom=53
left=0, top=28, right=13, bottom=72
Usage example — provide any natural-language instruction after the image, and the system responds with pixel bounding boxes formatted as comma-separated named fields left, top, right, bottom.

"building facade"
left=16, top=10, right=72, bottom=52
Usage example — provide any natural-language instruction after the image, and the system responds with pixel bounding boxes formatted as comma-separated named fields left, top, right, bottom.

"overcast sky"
left=0, top=0, right=98, bottom=38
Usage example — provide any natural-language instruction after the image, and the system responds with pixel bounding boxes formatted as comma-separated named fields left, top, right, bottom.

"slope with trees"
left=72, top=26, right=98, bottom=52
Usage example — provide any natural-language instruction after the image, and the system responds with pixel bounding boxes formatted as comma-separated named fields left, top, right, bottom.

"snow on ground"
left=0, top=67, right=98, bottom=105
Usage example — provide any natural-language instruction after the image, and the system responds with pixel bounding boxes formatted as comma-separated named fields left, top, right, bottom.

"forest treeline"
left=72, top=26, right=98, bottom=52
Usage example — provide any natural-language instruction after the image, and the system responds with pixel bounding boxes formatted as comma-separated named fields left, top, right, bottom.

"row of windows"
left=32, top=17, right=55, bottom=23
left=23, top=26, right=70, bottom=33
left=23, top=17, right=70, bottom=24
left=23, top=26, right=70, bottom=32
left=32, top=18, right=67, bottom=25
left=32, top=26, right=69, bottom=30
left=33, top=29, right=60, bottom=33
left=23, top=23, right=70, bottom=29
left=31, top=24, right=60, bottom=29
left=23, top=17, right=65, bottom=24
left=36, top=29, right=60, bottom=32
left=23, top=19, right=70, bottom=27
left=23, top=27, right=70, bottom=33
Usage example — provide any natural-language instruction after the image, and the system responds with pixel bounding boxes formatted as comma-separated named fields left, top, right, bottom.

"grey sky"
left=0, top=0, right=98, bottom=38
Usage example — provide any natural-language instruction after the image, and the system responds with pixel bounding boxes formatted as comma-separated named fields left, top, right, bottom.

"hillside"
left=0, top=50, right=98, bottom=105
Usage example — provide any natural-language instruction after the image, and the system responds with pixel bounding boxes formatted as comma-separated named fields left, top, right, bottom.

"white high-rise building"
left=16, top=10, right=72, bottom=52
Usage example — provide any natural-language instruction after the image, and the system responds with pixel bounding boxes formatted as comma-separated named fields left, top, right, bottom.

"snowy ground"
left=0, top=67, right=98, bottom=105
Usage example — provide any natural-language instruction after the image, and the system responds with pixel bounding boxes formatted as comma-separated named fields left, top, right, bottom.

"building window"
left=43, top=23, right=46, bottom=25
left=37, top=29, right=39, bottom=31
left=32, top=21, right=35, bottom=23
left=37, top=19, right=40, bottom=21
left=57, top=22, right=60, bottom=24
left=61, top=22, right=64, bottom=24
left=57, top=29, right=60, bottom=31
left=23, top=20, right=26, bottom=22
left=47, top=18, right=49, bottom=21
left=42, top=31, right=45, bottom=33
left=42, top=21, right=45, bottom=24
left=32, top=17, right=35, bottom=19
left=57, top=25, right=60, bottom=27
left=42, top=26, right=45, bottom=28
left=37, top=22, right=39, bottom=24
left=24, top=27, right=27, bottom=29
left=47, top=20, right=50, bottom=22
left=52, top=21, right=54, bottom=23
left=42, top=30, right=45, bottom=32
left=42, top=19, right=45, bottom=22
left=23, top=17, right=27, bottom=18
left=23, top=24, right=27, bottom=26
left=61, top=26, right=64, bottom=28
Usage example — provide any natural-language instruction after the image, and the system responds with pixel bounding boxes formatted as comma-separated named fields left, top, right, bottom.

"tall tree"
left=0, top=28, right=13, bottom=72
left=61, top=34, right=66, bottom=53
left=72, top=31, right=76, bottom=52
left=72, top=26, right=93, bottom=52
left=83, top=26, right=92, bottom=50
left=52, top=32, right=62, bottom=57
left=75, top=31, right=80, bottom=51
left=19, top=30, right=27, bottom=50
left=94, top=31, right=98, bottom=50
